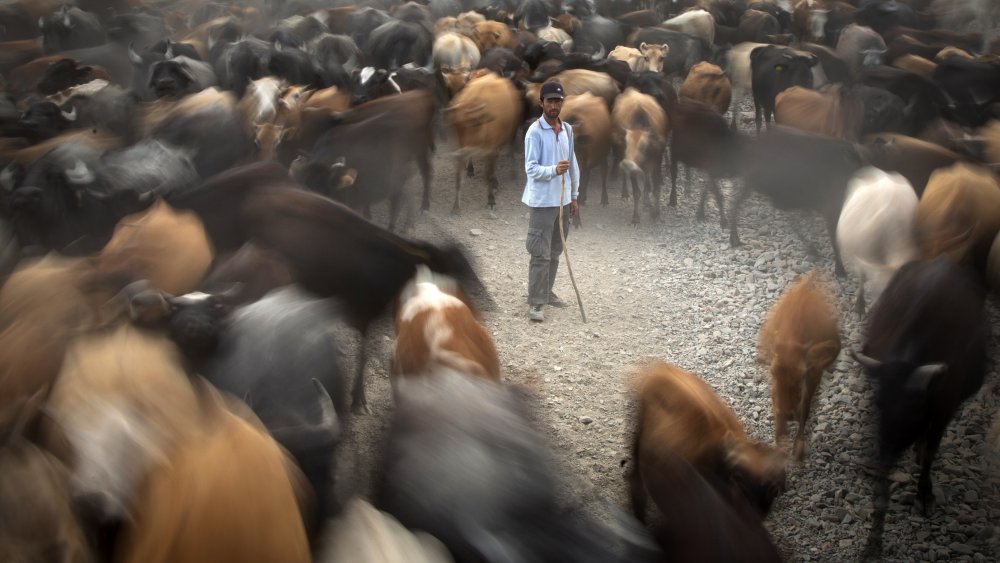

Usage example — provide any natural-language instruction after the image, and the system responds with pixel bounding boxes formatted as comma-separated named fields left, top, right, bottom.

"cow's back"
left=449, top=73, right=521, bottom=150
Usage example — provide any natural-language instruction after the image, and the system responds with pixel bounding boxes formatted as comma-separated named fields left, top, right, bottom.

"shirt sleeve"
left=569, top=126, right=580, bottom=199
left=524, top=127, right=554, bottom=181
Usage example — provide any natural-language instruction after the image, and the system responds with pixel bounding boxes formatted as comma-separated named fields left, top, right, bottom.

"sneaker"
left=529, top=304, right=544, bottom=322
left=548, top=293, right=570, bottom=308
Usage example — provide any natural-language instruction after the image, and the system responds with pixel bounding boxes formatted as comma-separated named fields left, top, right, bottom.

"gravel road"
left=333, top=104, right=1000, bottom=563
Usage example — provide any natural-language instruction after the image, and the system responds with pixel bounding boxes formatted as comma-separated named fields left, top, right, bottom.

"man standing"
left=523, top=81, right=580, bottom=323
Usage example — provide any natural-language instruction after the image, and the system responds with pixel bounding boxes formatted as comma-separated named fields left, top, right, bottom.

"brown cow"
left=448, top=72, right=522, bottom=212
left=0, top=255, right=103, bottom=418
left=916, top=162, right=1000, bottom=271
left=612, top=88, right=669, bottom=225
left=608, top=43, right=669, bottom=73
left=98, top=199, right=215, bottom=296
left=757, top=270, right=841, bottom=461
left=393, top=265, right=500, bottom=382
left=629, top=359, right=786, bottom=516
left=523, top=69, right=621, bottom=110
left=891, top=53, right=937, bottom=79
left=472, top=21, right=517, bottom=53
left=116, top=384, right=311, bottom=563
left=43, top=323, right=203, bottom=522
left=862, top=132, right=966, bottom=195
left=982, top=119, right=1000, bottom=167
left=774, top=85, right=863, bottom=139
left=561, top=92, right=612, bottom=211
left=679, top=61, right=732, bottom=115
left=0, top=392, right=92, bottom=563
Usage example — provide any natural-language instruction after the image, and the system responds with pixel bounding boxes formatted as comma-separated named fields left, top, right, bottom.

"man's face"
left=541, top=96, right=563, bottom=120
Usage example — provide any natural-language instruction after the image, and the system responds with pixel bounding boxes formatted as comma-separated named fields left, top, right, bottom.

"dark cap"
left=540, top=81, right=564, bottom=100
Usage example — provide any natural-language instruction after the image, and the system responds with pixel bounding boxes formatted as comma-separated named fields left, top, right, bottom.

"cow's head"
left=638, top=42, right=669, bottom=74
left=290, top=155, right=358, bottom=199
left=724, top=436, right=788, bottom=516
left=19, top=101, right=76, bottom=140
left=852, top=350, right=945, bottom=461
left=148, top=60, right=195, bottom=99
left=37, top=59, right=95, bottom=95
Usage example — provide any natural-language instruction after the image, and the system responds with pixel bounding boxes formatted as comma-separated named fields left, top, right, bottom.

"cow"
left=40, top=6, right=106, bottom=53
left=0, top=392, right=92, bottom=563
left=147, top=56, right=218, bottom=100
left=612, top=88, right=669, bottom=225
left=627, top=423, right=783, bottom=562
left=836, top=167, right=919, bottom=314
left=572, top=14, right=626, bottom=57
left=627, top=28, right=714, bottom=77
left=524, top=69, right=621, bottom=113
left=127, top=282, right=346, bottom=541
left=0, top=255, right=104, bottom=419
left=15, top=100, right=78, bottom=142
left=433, top=32, right=481, bottom=72
left=240, top=187, right=492, bottom=414
left=0, top=0, right=58, bottom=42
left=757, top=270, right=841, bottom=461
left=560, top=92, right=612, bottom=211
left=750, top=45, right=817, bottom=132
left=200, top=242, right=293, bottom=307
left=148, top=87, right=254, bottom=179
left=731, top=9, right=788, bottom=45
left=472, top=20, right=517, bottom=53
left=792, top=0, right=831, bottom=44
left=774, top=85, right=863, bottom=139
left=115, top=384, right=311, bottom=563
left=679, top=61, right=732, bottom=115
left=393, top=265, right=500, bottom=382
left=448, top=72, right=522, bottom=213
left=628, top=359, right=787, bottom=517
left=853, top=256, right=988, bottom=558
left=667, top=98, right=747, bottom=228
left=858, top=65, right=951, bottom=136
left=97, top=200, right=215, bottom=297
left=862, top=133, right=966, bottom=195
left=798, top=42, right=852, bottom=85
left=377, top=367, right=662, bottom=563
left=35, top=57, right=108, bottom=96
left=836, top=23, right=888, bottom=78
left=319, top=498, right=453, bottom=563
left=293, top=89, right=435, bottom=228
left=931, top=56, right=1000, bottom=128
left=731, top=126, right=866, bottom=276
left=608, top=43, right=669, bottom=73
left=916, top=162, right=1000, bottom=273
left=661, top=9, right=716, bottom=44
left=43, top=323, right=204, bottom=526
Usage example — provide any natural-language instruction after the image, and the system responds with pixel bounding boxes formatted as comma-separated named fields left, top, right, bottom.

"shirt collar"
left=538, top=117, right=562, bottom=130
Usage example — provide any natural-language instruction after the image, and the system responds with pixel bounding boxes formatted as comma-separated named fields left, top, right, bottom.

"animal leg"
left=627, top=433, right=648, bottom=523
left=486, top=154, right=498, bottom=209
left=697, top=183, right=708, bottom=221
left=755, top=102, right=763, bottom=133
left=764, top=107, right=773, bottom=130
left=418, top=148, right=432, bottom=212
left=351, top=330, right=371, bottom=415
left=578, top=161, right=590, bottom=206
left=452, top=157, right=465, bottom=214
left=854, top=273, right=867, bottom=318
left=730, top=186, right=750, bottom=247
left=631, top=172, right=642, bottom=226
left=794, top=373, right=821, bottom=462
left=651, top=168, right=662, bottom=221
left=825, top=214, right=847, bottom=278
left=917, top=426, right=946, bottom=515
left=466, top=160, right=475, bottom=178
left=709, top=176, right=726, bottom=229
left=863, top=464, right=889, bottom=560
left=668, top=149, right=678, bottom=207
left=600, top=157, right=610, bottom=207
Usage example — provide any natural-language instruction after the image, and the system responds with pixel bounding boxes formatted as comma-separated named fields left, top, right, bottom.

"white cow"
left=661, top=9, right=715, bottom=44
left=837, top=167, right=919, bottom=314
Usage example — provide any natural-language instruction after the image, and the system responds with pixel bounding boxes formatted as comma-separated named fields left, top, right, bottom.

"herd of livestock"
left=0, top=0, right=999, bottom=561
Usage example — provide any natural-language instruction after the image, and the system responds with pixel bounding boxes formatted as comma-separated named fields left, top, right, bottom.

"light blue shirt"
left=522, top=117, right=580, bottom=208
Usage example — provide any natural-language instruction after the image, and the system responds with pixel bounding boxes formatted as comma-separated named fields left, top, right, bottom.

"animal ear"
left=639, top=42, right=648, bottom=53
left=1, top=386, right=48, bottom=446
left=492, top=31, right=501, bottom=40
left=806, top=340, right=840, bottom=371
left=128, top=43, right=143, bottom=65
left=850, top=349, right=881, bottom=374
left=906, top=363, right=946, bottom=392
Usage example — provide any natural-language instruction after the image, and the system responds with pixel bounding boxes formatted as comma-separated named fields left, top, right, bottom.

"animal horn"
left=61, top=106, right=77, bottom=122
left=312, top=378, right=339, bottom=433
left=850, top=349, right=881, bottom=371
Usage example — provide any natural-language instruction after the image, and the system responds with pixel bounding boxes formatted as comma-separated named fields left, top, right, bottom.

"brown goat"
left=630, top=359, right=786, bottom=517
left=757, top=270, right=841, bottom=461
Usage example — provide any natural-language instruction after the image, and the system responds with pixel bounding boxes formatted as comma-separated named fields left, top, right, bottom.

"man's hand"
left=555, top=160, right=570, bottom=175
left=569, top=199, right=579, bottom=218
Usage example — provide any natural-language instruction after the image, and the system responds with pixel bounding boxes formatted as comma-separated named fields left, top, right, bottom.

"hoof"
left=351, top=402, right=372, bottom=416
left=719, top=219, right=728, bottom=230
left=601, top=199, right=609, bottom=207
left=695, top=212, right=706, bottom=222
left=631, top=218, right=640, bottom=226
left=450, top=205, right=461, bottom=215
left=668, top=200, right=677, bottom=208
left=730, top=236, right=743, bottom=248
left=835, top=266, right=847, bottom=279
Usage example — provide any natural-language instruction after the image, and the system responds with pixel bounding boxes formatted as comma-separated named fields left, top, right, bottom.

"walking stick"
left=558, top=170, right=587, bottom=323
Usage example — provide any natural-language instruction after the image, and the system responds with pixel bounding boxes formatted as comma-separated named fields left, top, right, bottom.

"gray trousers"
left=526, top=205, right=571, bottom=306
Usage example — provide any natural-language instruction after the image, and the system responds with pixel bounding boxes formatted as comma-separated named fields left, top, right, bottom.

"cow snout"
left=168, top=315, right=221, bottom=359
left=11, top=186, right=43, bottom=210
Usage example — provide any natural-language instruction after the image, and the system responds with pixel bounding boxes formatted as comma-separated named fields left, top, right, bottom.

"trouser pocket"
left=526, top=227, right=548, bottom=258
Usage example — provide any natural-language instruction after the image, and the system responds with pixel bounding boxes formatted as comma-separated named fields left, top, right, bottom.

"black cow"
left=851, top=83, right=906, bottom=135
left=17, top=101, right=77, bottom=142
left=515, top=0, right=552, bottom=31
left=855, top=0, right=919, bottom=35
left=150, top=91, right=253, bottom=178
left=573, top=15, right=626, bottom=58
left=36, top=58, right=102, bottom=95
left=932, top=56, right=1000, bottom=128
left=241, top=188, right=492, bottom=414
left=209, top=37, right=270, bottom=97
left=377, top=368, right=662, bottom=563
left=40, top=7, right=106, bottom=53
left=147, top=57, right=216, bottom=99
left=268, top=43, right=320, bottom=87
left=853, top=256, right=988, bottom=559
left=478, top=47, right=530, bottom=81
left=730, top=126, right=865, bottom=276
left=858, top=65, right=950, bottom=135
left=749, top=44, right=817, bottom=132
left=367, top=19, right=434, bottom=70
left=129, top=283, right=346, bottom=542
